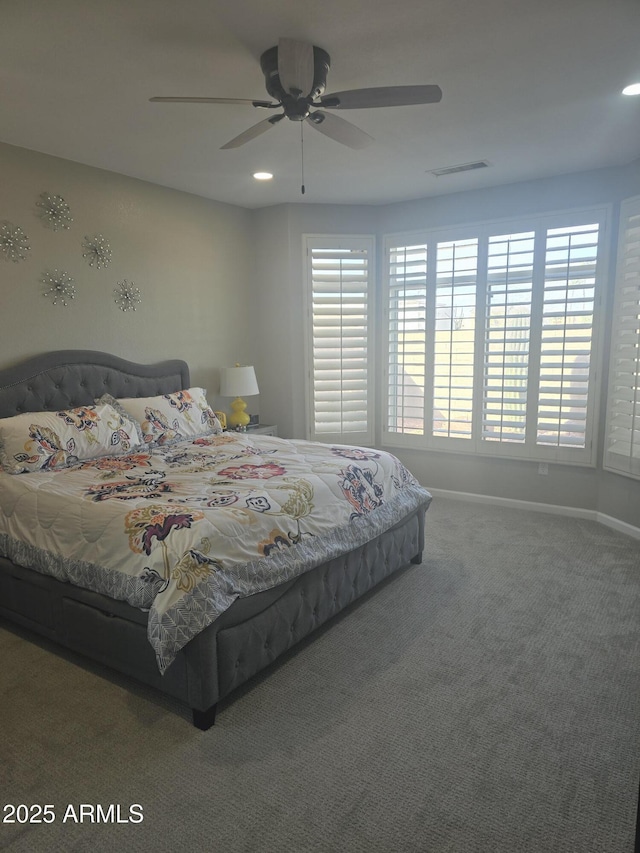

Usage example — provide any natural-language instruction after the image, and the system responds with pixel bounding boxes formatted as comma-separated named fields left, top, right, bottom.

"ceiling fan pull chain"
left=301, top=122, right=306, bottom=195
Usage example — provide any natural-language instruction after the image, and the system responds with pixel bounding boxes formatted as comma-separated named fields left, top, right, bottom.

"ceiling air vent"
left=429, top=160, right=490, bottom=177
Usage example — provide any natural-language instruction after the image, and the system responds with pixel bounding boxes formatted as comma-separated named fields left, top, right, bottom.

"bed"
left=0, top=350, right=432, bottom=729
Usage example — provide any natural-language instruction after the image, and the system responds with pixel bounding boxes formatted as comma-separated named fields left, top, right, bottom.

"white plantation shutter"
left=385, top=236, right=479, bottom=441
left=306, top=237, right=374, bottom=443
left=433, top=238, right=478, bottom=439
left=387, top=243, right=428, bottom=435
left=382, top=209, right=606, bottom=462
left=604, top=197, right=640, bottom=478
left=483, top=231, right=534, bottom=443
left=536, top=223, right=599, bottom=450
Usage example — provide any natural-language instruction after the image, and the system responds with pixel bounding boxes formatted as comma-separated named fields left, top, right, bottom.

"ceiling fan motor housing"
left=260, top=45, right=331, bottom=120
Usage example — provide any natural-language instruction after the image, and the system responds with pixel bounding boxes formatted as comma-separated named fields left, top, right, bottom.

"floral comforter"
left=0, top=432, right=431, bottom=672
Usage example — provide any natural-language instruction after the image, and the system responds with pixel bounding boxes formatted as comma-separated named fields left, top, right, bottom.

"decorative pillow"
left=103, top=387, right=223, bottom=446
left=0, top=403, right=142, bottom=474
left=95, top=394, right=145, bottom=444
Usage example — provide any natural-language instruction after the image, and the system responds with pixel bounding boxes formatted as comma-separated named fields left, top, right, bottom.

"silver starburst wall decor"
left=0, top=221, right=30, bottom=262
left=114, top=280, right=142, bottom=312
left=36, top=192, right=73, bottom=231
left=42, top=269, right=76, bottom=307
left=82, top=233, right=112, bottom=268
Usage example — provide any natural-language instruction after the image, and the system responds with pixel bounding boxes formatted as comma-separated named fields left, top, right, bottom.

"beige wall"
left=0, top=141, right=253, bottom=404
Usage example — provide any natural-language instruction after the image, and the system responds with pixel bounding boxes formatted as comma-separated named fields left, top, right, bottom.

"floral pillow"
left=100, top=387, right=223, bottom=446
left=0, top=403, right=142, bottom=474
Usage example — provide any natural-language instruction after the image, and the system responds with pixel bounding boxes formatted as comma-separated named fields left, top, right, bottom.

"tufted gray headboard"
left=0, top=350, right=190, bottom=419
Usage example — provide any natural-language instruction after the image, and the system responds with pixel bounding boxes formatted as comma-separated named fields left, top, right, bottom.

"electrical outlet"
left=538, top=462, right=548, bottom=475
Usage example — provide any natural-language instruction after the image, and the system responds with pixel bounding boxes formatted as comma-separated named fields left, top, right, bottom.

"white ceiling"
left=1, top=0, right=639, bottom=209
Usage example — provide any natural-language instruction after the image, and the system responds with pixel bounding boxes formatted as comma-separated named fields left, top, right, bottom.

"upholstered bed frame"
left=0, top=350, right=428, bottom=729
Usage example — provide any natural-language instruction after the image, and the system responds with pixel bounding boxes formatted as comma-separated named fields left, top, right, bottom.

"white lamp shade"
left=220, top=365, right=259, bottom=397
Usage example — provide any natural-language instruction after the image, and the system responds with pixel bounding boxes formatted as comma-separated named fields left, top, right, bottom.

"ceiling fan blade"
left=150, top=96, right=276, bottom=108
left=319, top=85, right=442, bottom=109
left=220, top=114, right=285, bottom=149
left=305, top=111, right=373, bottom=149
left=277, top=38, right=314, bottom=98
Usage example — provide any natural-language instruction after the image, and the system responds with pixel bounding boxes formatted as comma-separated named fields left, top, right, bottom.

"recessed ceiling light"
left=622, top=83, right=640, bottom=96
left=253, top=171, right=273, bottom=181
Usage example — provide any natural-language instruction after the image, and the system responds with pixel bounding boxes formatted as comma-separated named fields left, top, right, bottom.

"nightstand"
left=246, top=424, right=278, bottom=436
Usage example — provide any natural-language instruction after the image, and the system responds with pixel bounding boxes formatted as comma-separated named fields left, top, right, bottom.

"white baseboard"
left=426, top=488, right=640, bottom=540
left=593, top=512, right=640, bottom=540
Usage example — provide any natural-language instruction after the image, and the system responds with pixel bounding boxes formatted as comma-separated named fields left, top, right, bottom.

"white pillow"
left=102, top=387, right=223, bottom=446
left=0, top=403, right=142, bottom=474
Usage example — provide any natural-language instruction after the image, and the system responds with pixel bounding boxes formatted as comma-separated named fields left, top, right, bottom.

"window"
left=434, top=238, right=478, bottom=440
left=604, top=196, right=640, bottom=479
left=537, top=225, right=600, bottom=450
left=304, top=236, right=374, bottom=444
left=483, top=230, right=534, bottom=444
left=384, top=209, right=607, bottom=463
left=387, top=242, right=427, bottom=436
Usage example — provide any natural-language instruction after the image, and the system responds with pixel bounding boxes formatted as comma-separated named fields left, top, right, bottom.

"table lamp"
left=220, top=364, right=259, bottom=430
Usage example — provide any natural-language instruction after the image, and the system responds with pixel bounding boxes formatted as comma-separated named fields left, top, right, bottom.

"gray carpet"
left=1, top=497, right=638, bottom=853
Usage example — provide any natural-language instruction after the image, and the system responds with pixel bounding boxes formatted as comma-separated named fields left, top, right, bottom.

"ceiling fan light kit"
left=151, top=37, right=442, bottom=152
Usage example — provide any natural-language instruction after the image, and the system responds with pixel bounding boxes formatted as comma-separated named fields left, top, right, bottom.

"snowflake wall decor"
left=0, top=221, right=30, bottom=262
left=114, top=280, right=141, bottom=312
left=36, top=192, right=73, bottom=231
left=82, top=233, right=112, bottom=268
left=41, top=269, right=76, bottom=307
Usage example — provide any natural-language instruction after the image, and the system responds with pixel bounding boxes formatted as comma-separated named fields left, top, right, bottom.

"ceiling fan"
left=150, top=38, right=442, bottom=150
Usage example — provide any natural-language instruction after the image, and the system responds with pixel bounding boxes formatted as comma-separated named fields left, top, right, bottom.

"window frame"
left=603, top=195, right=640, bottom=480
left=381, top=206, right=610, bottom=465
left=303, top=233, right=376, bottom=445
